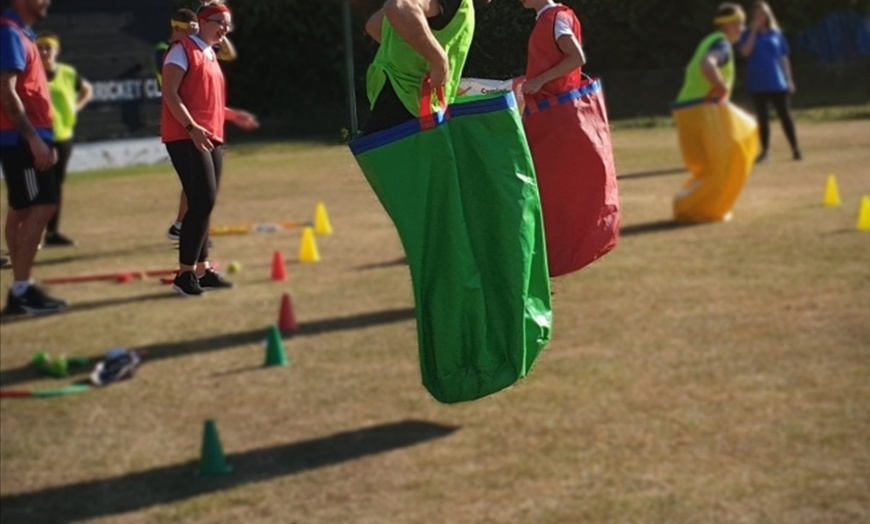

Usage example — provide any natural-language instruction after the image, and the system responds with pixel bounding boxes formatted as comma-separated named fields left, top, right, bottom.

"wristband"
left=185, top=123, right=195, bottom=132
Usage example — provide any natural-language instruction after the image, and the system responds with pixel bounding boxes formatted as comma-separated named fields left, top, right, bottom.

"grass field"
left=1, top=116, right=868, bottom=524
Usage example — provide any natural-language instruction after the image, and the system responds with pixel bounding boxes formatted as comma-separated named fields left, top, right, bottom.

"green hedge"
left=172, top=0, right=868, bottom=134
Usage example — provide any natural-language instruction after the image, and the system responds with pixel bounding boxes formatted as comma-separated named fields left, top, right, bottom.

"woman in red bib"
left=161, top=2, right=258, bottom=296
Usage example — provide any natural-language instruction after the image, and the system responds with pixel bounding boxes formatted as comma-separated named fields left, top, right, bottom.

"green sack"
left=350, top=93, right=552, bottom=403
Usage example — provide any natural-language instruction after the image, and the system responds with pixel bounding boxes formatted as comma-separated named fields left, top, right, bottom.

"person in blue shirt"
left=738, top=0, right=801, bottom=163
left=1, top=0, right=68, bottom=315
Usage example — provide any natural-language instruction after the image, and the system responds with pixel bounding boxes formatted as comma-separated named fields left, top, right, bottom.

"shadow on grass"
left=0, top=307, right=415, bottom=387
left=620, top=219, right=701, bottom=237
left=0, top=293, right=180, bottom=325
left=33, top=242, right=173, bottom=267
left=354, top=256, right=408, bottom=271
left=0, top=292, right=178, bottom=328
left=0, top=419, right=458, bottom=524
left=617, top=167, right=685, bottom=180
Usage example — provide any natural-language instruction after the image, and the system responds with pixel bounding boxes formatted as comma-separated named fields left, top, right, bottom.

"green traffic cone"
left=264, top=325, right=289, bottom=367
left=196, top=419, right=232, bottom=476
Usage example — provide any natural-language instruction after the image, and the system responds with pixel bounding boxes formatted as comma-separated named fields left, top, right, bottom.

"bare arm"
left=225, top=107, right=259, bottom=130
left=161, top=63, right=214, bottom=152
left=366, top=8, right=385, bottom=43
left=216, top=37, right=237, bottom=62
left=782, top=55, right=795, bottom=93
left=740, top=14, right=765, bottom=57
left=738, top=29, right=757, bottom=57
left=522, top=35, right=586, bottom=94
left=700, top=52, right=729, bottom=98
left=76, top=78, right=93, bottom=112
left=0, top=70, right=54, bottom=169
left=383, top=0, right=449, bottom=86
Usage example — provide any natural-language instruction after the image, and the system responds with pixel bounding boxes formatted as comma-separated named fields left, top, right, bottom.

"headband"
left=714, top=13, right=745, bottom=25
left=198, top=4, right=231, bottom=20
left=35, top=35, right=60, bottom=49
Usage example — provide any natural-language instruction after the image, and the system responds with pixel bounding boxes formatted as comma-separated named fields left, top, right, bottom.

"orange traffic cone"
left=278, top=292, right=298, bottom=334
left=271, top=250, right=288, bottom=281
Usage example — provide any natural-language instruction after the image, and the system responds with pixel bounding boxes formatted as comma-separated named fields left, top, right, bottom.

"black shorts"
left=0, top=139, right=59, bottom=210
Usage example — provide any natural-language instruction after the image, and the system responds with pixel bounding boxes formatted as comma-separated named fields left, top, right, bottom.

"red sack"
left=523, top=78, right=620, bottom=277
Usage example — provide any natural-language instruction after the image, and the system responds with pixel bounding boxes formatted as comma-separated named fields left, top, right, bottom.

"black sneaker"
left=755, top=151, right=769, bottom=164
left=2, top=290, right=26, bottom=316
left=197, top=268, right=234, bottom=291
left=0, top=256, right=9, bottom=269
left=167, top=224, right=182, bottom=242
left=793, top=150, right=803, bottom=161
left=13, top=285, right=68, bottom=315
left=43, top=232, right=76, bottom=247
left=172, top=271, right=204, bottom=297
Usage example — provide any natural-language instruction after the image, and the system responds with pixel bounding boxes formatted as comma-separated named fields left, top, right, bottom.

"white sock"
left=11, top=280, right=33, bottom=297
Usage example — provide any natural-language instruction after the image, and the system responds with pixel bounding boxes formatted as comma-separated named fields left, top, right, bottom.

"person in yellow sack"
left=672, top=3, right=759, bottom=223
left=35, top=32, right=92, bottom=247
left=677, top=3, right=745, bottom=103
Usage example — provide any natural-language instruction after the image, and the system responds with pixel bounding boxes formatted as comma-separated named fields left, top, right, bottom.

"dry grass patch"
left=1, top=118, right=868, bottom=524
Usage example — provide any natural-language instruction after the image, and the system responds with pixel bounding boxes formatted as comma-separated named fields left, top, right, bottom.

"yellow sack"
left=672, top=100, right=759, bottom=223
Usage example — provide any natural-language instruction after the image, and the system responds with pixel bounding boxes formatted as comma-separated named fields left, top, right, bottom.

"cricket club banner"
left=90, top=78, right=163, bottom=104
left=35, top=0, right=171, bottom=142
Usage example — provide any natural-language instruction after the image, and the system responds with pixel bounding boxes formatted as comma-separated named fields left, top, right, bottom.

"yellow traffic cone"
left=857, top=195, right=870, bottom=232
left=823, top=175, right=841, bottom=207
left=314, top=202, right=333, bottom=235
left=299, top=227, right=320, bottom=263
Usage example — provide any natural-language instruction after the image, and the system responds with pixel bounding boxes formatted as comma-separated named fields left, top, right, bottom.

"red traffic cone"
left=271, top=250, right=288, bottom=281
left=278, top=293, right=298, bottom=334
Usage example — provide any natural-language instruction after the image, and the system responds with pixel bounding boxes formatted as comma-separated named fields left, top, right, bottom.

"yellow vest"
left=48, top=63, right=79, bottom=141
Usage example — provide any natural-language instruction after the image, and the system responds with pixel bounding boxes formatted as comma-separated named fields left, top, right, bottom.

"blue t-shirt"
left=739, top=29, right=791, bottom=93
left=0, top=8, right=52, bottom=145
left=0, top=10, right=30, bottom=73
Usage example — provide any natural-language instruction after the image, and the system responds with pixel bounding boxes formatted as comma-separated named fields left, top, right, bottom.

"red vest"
left=0, top=15, right=53, bottom=136
left=525, top=5, right=583, bottom=101
left=161, top=37, right=226, bottom=143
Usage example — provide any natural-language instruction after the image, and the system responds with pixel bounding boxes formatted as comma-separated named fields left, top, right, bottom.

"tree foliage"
left=171, top=0, right=867, bottom=126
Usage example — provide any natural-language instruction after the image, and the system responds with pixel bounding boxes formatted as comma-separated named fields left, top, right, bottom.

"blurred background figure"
left=154, top=8, right=199, bottom=88
left=738, top=0, right=802, bottom=163
left=35, top=31, right=93, bottom=247
left=154, top=8, right=198, bottom=242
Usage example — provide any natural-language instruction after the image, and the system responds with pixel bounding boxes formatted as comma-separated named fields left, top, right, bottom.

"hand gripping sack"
left=672, top=98, right=760, bottom=222
left=523, top=77, right=620, bottom=277
left=349, top=91, right=552, bottom=404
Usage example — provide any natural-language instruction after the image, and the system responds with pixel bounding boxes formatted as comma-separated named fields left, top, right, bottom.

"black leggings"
left=165, top=140, right=223, bottom=265
left=752, top=91, right=799, bottom=154
left=46, top=140, right=74, bottom=234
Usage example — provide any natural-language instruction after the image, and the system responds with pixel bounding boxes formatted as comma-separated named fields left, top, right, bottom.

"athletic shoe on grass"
left=198, top=268, right=234, bottom=291
left=3, top=286, right=67, bottom=316
left=172, top=271, right=204, bottom=297
left=167, top=223, right=181, bottom=242
left=43, top=232, right=76, bottom=247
